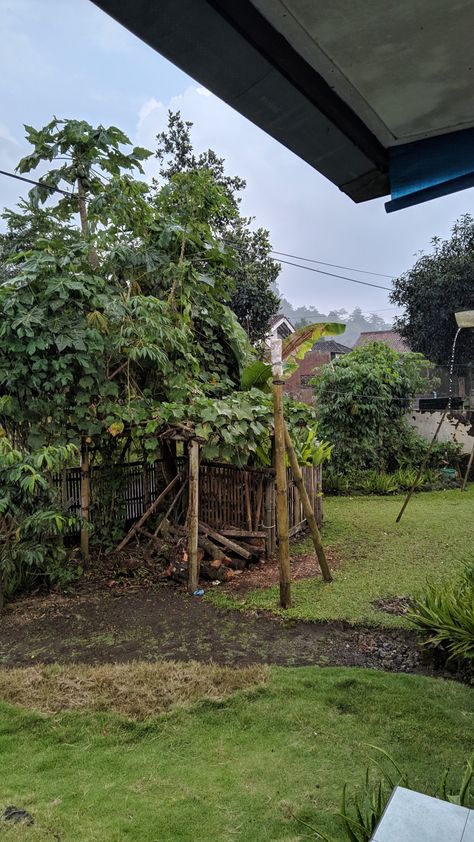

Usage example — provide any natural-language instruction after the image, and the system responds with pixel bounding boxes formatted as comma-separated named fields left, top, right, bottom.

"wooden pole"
left=80, top=440, right=90, bottom=559
left=461, top=441, right=474, bottom=491
left=284, top=424, right=332, bottom=582
left=271, top=338, right=291, bottom=608
left=263, top=475, right=273, bottom=558
left=188, top=440, right=200, bottom=594
left=396, top=410, right=447, bottom=523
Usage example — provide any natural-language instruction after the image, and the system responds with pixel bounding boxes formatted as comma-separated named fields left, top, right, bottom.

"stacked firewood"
left=161, top=522, right=266, bottom=584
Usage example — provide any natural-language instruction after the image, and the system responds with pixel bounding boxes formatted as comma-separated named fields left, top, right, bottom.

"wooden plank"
left=198, top=523, right=252, bottom=559
left=220, top=529, right=266, bottom=539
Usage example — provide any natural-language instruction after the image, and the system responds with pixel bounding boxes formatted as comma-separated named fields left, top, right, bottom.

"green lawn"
left=0, top=667, right=472, bottom=841
left=210, top=487, right=474, bottom=627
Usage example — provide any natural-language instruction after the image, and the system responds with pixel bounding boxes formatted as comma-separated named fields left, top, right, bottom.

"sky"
left=1, top=0, right=474, bottom=320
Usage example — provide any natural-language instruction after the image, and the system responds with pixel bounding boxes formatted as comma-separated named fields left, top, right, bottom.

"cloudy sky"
left=1, top=0, right=473, bottom=318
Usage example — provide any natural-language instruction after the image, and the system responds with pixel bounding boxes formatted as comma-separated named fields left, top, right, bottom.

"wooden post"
left=188, top=439, right=200, bottom=594
left=271, top=338, right=291, bottom=608
left=80, top=440, right=90, bottom=559
left=396, top=410, right=447, bottom=522
left=461, top=441, right=474, bottom=491
left=284, top=424, right=332, bottom=582
left=263, top=475, right=273, bottom=558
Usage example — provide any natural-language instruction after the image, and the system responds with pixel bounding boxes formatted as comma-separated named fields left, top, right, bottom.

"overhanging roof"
left=92, top=0, right=474, bottom=211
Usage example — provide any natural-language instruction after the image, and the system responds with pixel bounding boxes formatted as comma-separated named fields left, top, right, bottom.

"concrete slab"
left=372, top=787, right=471, bottom=842
left=462, top=811, right=474, bottom=842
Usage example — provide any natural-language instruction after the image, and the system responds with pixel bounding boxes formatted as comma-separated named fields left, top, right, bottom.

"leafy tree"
left=313, top=343, right=430, bottom=474
left=155, top=111, right=280, bottom=344
left=0, top=118, right=255, bottom=455
left=0, top=433, right=78, bottom=608
left=391, top=214, right=474, bottom=366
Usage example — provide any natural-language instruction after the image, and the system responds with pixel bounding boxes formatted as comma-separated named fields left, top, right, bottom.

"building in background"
left=268, top=313, right=295, bottom=341
left=284, top=338, right=352, bottom=403
left=354, top=330, right=410, bottom=352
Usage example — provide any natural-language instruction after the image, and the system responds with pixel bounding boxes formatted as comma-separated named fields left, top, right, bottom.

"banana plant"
left=240, top=321, right=346, bottom=391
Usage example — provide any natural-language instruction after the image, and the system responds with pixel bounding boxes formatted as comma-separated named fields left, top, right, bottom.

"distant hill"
left=279, top=300, right=393, bottom=347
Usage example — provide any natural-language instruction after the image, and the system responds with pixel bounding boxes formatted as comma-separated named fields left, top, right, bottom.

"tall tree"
left=0, top=119, right=251, bottom=452
left=155, top=111, right=280, bottom=345
left=391, top=214, right=474, bottom=366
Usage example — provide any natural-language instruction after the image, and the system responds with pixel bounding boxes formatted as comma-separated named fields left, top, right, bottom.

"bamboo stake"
left=244, top=473, right=253, bottom=530
left=271, top=338, right=291, bottom=608
left=80, top=440, right=90, bottom=559
left=461, top=441, right=474, bottom=491
left=187, top=440, right=200, bottom=594
left=396, top=410, right=447, bottom=523
left=284, top=424, right=332, bottom=582
left=116, top=472, right=183, bottom=552
left=145, top=479, right=188, bottom=552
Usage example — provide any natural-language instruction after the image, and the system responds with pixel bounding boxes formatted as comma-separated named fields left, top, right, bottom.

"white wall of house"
left=405, top=410, right=474, bottom=454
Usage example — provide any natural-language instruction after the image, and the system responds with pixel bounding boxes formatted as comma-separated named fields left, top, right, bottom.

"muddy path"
left=0, top=580, right=450, bottom=679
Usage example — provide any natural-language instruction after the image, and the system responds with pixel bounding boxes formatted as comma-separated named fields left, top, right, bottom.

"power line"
left=221, top=237, right=393, bottom=291
left=0, top=169, right=74, bottom=198
left=0, top=167, right=394, bottom=291
left=275, top=257, right=392, bottom=291
left=269, top=249, right=395, bottom=279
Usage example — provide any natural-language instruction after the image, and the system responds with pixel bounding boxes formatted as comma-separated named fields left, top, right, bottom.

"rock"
left=2, top=806, right=34, bottom=825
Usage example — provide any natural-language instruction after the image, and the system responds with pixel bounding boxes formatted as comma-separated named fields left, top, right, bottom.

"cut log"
left=197, top=536, right=226, bottom=560
left=219, top=529, right=266, bottom=539
left=200, top=562, right=229, bottom=582
left=236, top=541, right=265, bottom=557
left=222, top=556, right=246, bottom=571
left=198, top=523, right=252, bottom=559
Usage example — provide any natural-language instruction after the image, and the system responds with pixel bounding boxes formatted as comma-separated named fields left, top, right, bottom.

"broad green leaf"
left=282, top=321, right=345, bottom=361
left=240, top=361, right=272, bottom=391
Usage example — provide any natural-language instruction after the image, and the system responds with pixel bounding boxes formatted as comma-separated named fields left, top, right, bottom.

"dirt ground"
left=0, top=551, right=452, bottom=678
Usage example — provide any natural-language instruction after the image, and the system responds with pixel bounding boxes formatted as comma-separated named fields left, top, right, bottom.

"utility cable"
left=269, top=249, right=394, bottom=279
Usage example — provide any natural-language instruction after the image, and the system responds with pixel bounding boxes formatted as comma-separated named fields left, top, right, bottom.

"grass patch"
left=0, top=661, right=268, bottom=719
left=209, top=487, right=474, bottom=627
left=0, top=666, right=471, bottom=840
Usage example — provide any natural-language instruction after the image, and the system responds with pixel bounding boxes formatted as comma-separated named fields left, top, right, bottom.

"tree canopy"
left=391, top=214, right=474, bottom=367
left=155, top=111, right=280, bottom=345
left=313, top=342, right=430, bottom=474
left=0, top=118, right=252, bottom=453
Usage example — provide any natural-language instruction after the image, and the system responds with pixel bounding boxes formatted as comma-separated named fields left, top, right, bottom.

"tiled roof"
left=355, top=330, right=410, bottom=352
left=312, top=339, right=352, bottom=354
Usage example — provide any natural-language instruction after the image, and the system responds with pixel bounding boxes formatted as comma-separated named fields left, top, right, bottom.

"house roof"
left=269, top=313, right=295, bottom=330
left=93, top=0, right=474, bottom=211
left=312, top=339, right=352, bottom=354
left=355, top=330, right=410, bottom=353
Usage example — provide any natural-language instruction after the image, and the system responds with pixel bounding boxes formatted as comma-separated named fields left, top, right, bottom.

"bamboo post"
left=263, top=475, right=273, bottom=558
left=80, top=440, right=90, bottom=559
left=396, top=410, right=447, bottom=522
left=188, top=439, right=200, bottom=594
left=284, top=424, right=332, bottom=582
left=271, top=338, right=291, bottom=608
left=461, top=441, right=474, bottom=491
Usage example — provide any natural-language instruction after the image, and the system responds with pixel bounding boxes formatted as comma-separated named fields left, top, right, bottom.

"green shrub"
left=409, top=563, right=474, bottom=664
left=357, top=471, right=398, bottom=495
left=0, top=437, right=79, bottom=606
left=392, top=467, right=422, bottom=491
